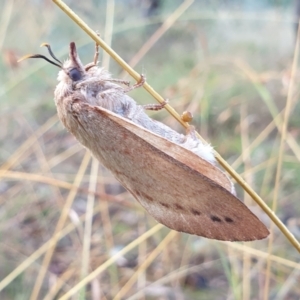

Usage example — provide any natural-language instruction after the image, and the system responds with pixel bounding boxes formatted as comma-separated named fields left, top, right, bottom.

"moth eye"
left=69, top=68, right=82, bottom=81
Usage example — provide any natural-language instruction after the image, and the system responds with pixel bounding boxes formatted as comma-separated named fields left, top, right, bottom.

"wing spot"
left=137, top=191, right=154, bottom=202
left=160, top=202, right=169, bottom=208
left=174, top=204, right=184, bottom=211
left=144, top=193, right=154, bottom=202
left=191, top=209, right=201, bottom=216
left=224, top=217, right=234, bottom=223
left=210, top=215, right=222, bottom=222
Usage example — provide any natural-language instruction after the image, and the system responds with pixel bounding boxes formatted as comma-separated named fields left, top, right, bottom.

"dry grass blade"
left=29, top=151, right=91, bottom=300
left=0, top=115, right=58, bottom=171
left=240, top=104, right=251, bottom=300
left=224, top=242, right=300, bottom=270
left=80, top=158, right=99, bottom=297
left=124, top=0, right=195, bottom=70
left=263, top=17, right=300, bottom=300
left=0, top=203, right=108, bottom=293
left=58, top=224, right=164, bottom=300
left=113, top=231, right=178, bottom=300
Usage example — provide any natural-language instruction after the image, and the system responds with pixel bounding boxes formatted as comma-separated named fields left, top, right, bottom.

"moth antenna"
left=18, top=54, right=62, bottom=68
left=40, top=42, right=63, bottom=65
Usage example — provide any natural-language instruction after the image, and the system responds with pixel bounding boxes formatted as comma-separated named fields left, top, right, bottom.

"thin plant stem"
left=263, top=18, right=300, bottom=300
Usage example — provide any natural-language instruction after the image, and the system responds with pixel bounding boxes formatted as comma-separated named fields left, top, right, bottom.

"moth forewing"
left=66, top=100, right=269, bottom=241
left=102, top=106, right=234, bottom=192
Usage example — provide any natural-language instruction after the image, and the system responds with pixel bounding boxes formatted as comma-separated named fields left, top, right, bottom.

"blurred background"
left=1, top=0, right=300, bottom=299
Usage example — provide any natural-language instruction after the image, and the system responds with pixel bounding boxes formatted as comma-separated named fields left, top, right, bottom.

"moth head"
left=58, top=42, right=86, bottom=83
left=18, top=42, right=86, bottom=84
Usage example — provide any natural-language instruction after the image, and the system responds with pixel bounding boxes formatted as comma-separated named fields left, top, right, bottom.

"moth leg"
left=93, top=39, right=100, bottom=65
left=74, top=78, right=98, bottom=89
left=75, top=77, right=130, bottom=89
left=85, top=35, right=100, bottom=71
left=143, top=99, right=168, bottom=111
left=123, top=74, right=146, bottom=93
left=103, top=78, right=130, bottom=86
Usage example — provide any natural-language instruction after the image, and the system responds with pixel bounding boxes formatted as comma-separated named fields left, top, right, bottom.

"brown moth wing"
left=109, top=116, right=233, bottom=193
left=61, top=97, right=269, bottom=241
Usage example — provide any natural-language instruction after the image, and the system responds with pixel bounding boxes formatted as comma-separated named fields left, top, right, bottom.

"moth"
left=19, top=42, right=269, bottom=241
